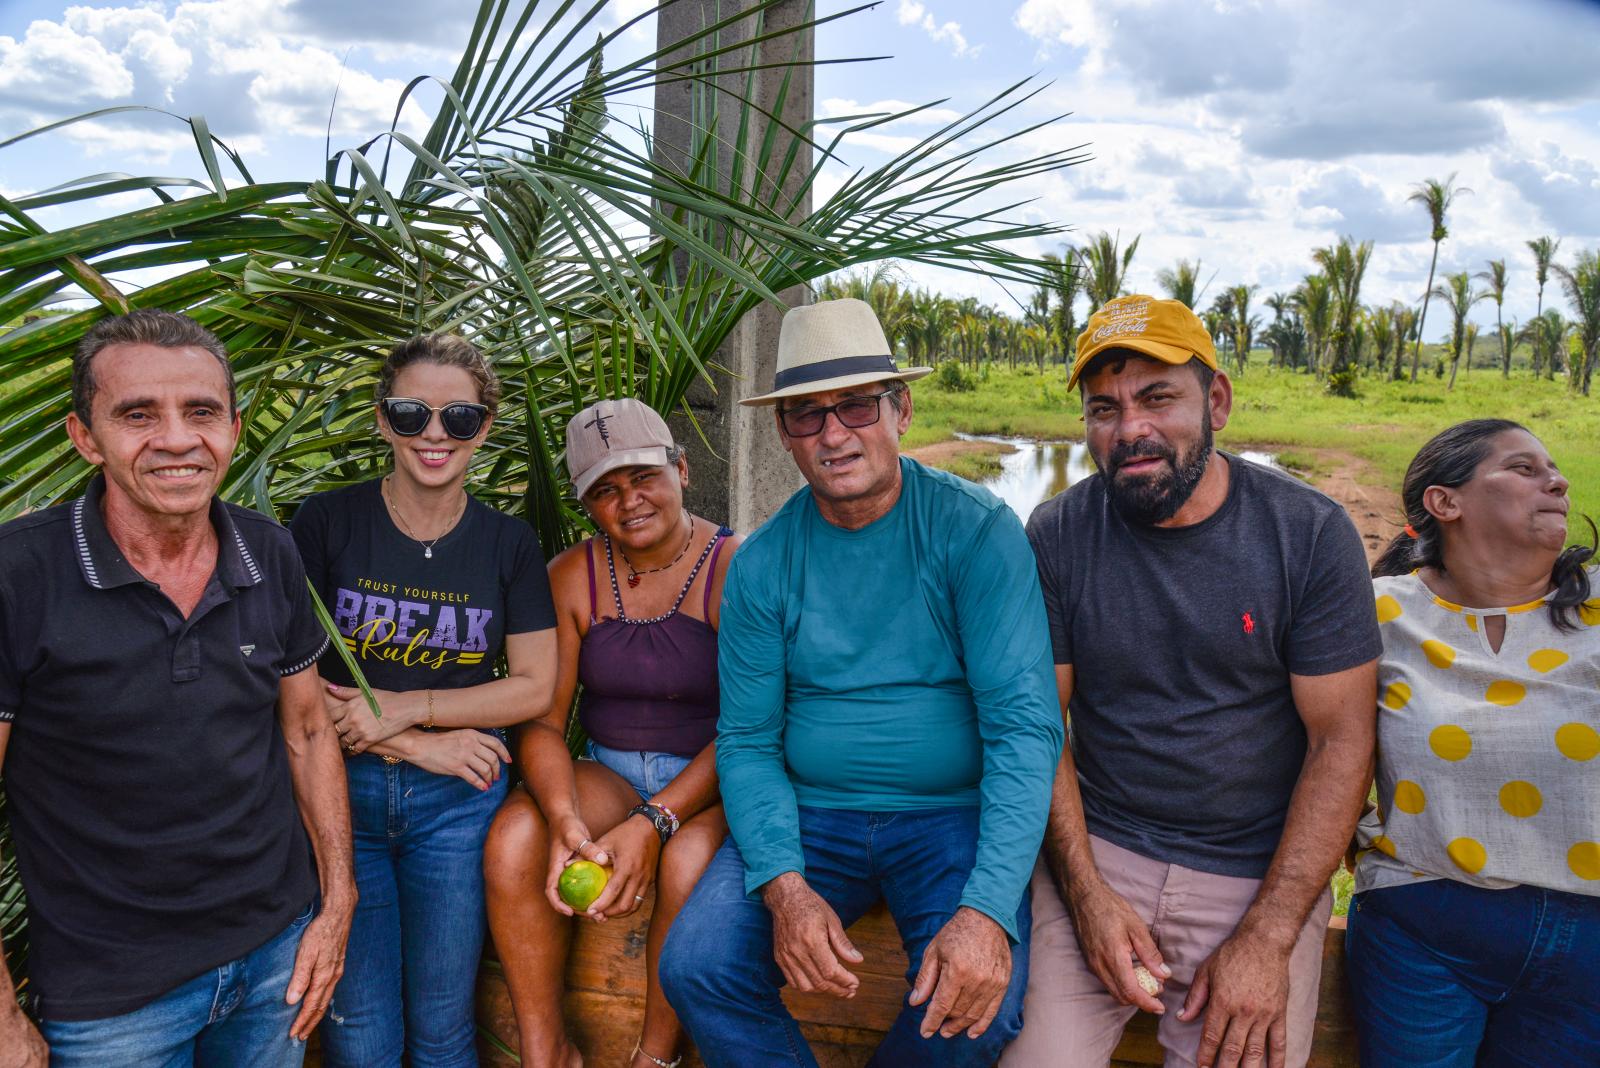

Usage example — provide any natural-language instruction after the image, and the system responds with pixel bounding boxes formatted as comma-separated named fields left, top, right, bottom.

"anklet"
left=633, top=1044, right=681, bottom=1068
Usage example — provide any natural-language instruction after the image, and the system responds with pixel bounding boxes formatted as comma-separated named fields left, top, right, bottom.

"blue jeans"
left=319, top=753, right=509, bottom=1068
left=660, top=805, right=1031, bottom=1067
left=584, top=738, right=694, bottom=801
left=39, top=902, right=315, bottom=1067
left=1346, top=878, right=1600, bottom=1067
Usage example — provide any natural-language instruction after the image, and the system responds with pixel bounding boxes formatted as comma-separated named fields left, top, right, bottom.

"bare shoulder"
left=706, top=527, right=744, bottom=628
left=546, top=538, right=597, bottom=615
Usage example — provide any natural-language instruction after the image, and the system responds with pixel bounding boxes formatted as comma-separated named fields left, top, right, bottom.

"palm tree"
left=1082, top=231, right=1141, bottom=313
left=1295, top=274, right=1333, bottom=375
left=1517, top=309, right=1570, bottom=380
left=1369, top=305, right=1395, bottom=378
left=909, top=290, right=959, bottom=364
left=1226, top=284, right=1258, bottom=376
left=1156, top=258, right=1205, bottom=309
left=1313, top=236, right=1374, bottom=394
left=1463, top=322, right=1480, bottom=376
left=1555, top=250, right=1600, bottom=395
left=1046, top=248, right=1083, bottom=364
left=1407, top=173, right=1471, bottom=381
left=1263, top=292, right=1293, bottom=367
left=1527, top=236, right=1562, bottom=379
left=0, top=0, right=1089, bottom=989
left=1392, top=305, right=1418, bottom=381
left=1430, top=270, right=1488, bottom=390
left=1475, top=259, right=1510, bottom=377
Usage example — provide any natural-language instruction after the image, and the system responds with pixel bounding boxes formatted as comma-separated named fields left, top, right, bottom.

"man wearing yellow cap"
left=1003, top=296, right=1380, bottom=1068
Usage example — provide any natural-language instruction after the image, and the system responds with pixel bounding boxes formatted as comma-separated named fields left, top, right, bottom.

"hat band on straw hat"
left=773, top=353, right=898, bottom=392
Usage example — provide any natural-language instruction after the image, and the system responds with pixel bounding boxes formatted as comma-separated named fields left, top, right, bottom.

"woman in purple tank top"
left=484, top=398, right=740, bottom=1068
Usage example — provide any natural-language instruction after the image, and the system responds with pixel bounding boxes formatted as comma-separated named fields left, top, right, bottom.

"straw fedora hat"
left=740, top=298, right=932, bottom=406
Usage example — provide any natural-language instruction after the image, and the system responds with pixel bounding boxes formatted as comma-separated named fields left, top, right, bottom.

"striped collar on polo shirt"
left=72, top=472, right=264, bottom=592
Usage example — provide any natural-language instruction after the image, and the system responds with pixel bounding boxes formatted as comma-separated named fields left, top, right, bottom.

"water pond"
left=962, top=433, right=1280, bottom=526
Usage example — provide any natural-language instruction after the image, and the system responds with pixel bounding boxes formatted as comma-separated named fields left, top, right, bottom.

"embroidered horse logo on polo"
left=1241, top=612, right=1256, bottom=635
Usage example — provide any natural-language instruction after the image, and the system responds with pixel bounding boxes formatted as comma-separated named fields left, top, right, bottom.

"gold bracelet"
left=425, top=689, right=436, bottom=730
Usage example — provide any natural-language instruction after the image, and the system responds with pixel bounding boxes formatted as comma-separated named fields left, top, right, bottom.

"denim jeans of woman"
left=584, top=738, right=693, bottom=801
left=319, top=750, right=508, bottom=1068
left=40, top=901, right=316, bottom=1068
left=1346, top=878, right=1600, bottom=1068
left=659, top=805, right=1031, bottom=1067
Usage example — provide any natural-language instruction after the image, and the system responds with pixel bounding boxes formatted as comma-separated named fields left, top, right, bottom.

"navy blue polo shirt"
left=0, top=474, right=329, bottom=1021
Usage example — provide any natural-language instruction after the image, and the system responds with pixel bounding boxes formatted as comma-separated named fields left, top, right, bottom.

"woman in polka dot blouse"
left=1347, top=419, right=1599, bottom=1067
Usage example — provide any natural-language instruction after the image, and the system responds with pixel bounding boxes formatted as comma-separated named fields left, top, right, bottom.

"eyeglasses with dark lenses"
left=381, top=398, right=489, bottom=440
left=778, top=389, right=894, bottom=438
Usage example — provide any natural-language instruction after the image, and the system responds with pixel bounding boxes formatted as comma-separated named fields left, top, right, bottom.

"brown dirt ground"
left=1302, top=448, right=1406, bottom=567
left=905, top=438, right=1017, bottom=466
left=907, top=440, right=1403, bottom=567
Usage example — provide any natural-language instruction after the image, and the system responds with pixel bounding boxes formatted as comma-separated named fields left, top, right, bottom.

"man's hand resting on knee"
left=908, top=906, right=1012, bottom=1041
left=762, top=872, right=864, bottom=998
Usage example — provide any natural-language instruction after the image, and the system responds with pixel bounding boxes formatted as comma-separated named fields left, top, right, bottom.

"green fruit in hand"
left=559, top=860, right=611, bottom=911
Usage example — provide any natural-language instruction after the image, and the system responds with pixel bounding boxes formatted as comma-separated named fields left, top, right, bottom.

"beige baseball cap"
left=565, top=397, right=675, bottom=498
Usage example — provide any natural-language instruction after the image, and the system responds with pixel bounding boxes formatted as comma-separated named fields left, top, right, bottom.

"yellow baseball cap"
left=1068, top=294, right=1218, bottom=390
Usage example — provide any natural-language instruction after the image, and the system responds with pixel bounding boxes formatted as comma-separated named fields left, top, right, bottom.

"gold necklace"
left=384, top=476, right=466, bottom=560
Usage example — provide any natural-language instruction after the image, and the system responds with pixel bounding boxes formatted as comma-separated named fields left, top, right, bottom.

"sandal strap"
left=634, top=1044, right=682, bottom=1068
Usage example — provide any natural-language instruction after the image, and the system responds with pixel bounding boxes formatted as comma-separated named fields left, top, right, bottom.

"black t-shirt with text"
left=1026, top=453, right=1382, bottom=878
left=291, top=480, right=556, bottom=694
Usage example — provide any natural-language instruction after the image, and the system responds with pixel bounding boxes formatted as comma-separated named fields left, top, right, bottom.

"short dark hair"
left=72, top=310, right=234, bottom=426
left=1373, top=418, right=1594, bottom=629
left=1077, top=349, right=1214, bottom=393
left=376, top=334, right=500, bottom=418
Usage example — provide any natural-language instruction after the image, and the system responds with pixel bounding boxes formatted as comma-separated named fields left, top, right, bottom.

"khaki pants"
left=1002, top=835, right=1331, bottom=1068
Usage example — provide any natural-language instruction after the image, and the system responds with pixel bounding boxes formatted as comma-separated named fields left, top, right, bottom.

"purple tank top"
left=575, top=527, right=730, bottom=758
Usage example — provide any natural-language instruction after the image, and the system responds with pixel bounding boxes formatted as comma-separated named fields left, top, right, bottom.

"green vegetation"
left=933, top=442, right=1013, bottom=483
left=908, top=359, right=1600, bottom=523
left=0, top=0, right=1087, bottom=999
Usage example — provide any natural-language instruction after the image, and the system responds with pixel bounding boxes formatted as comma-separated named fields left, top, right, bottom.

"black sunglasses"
left=778, top=389, right=895, bottom=438
left=381, top=397, right=489, bottom=440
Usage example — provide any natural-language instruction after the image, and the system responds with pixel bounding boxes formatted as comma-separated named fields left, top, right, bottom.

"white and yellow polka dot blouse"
left=1356, top=571, right=1600, bottom=896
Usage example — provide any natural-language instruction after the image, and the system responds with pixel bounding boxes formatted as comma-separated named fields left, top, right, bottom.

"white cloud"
left=0, top=19, right=138, bottom=107
left=1491, top=144, right=1600, bottom=239
left=1013, top=0, right=1598, bottom=161
left=896, top=0, right=976, bottom=58
left=820, top=97, right=964, bottom=126
left=0, top=1, right=431, bottom=160
left=1297, top=167, right=1425, bottom=242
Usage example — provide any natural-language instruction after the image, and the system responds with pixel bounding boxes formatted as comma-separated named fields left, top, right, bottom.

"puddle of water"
left=960, top=433, right=1278, bottom=526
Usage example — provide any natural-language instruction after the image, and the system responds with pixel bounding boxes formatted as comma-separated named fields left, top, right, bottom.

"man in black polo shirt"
left=0, top=310, right=355, bottom=1067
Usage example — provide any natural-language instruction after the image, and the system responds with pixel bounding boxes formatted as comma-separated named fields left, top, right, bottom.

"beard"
left=1099, top=422, right=1214, bottom=526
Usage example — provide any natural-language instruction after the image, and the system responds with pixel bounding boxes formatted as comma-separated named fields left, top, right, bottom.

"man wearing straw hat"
left=659, top=298, right=1063, bottom=1065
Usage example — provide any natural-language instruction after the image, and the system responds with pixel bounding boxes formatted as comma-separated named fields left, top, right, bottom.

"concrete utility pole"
left=654, top=0, right=812, bottom=533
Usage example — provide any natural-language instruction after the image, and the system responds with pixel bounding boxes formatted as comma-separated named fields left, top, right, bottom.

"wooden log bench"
left=312, top=890, right=1357, bottom=1066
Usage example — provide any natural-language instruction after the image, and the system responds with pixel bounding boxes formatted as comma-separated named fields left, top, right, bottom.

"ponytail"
left=1549, top=518, right=1596, bottom=631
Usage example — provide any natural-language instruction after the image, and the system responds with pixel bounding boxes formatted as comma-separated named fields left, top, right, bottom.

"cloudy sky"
left=3, top=0, right=1599, bottom=332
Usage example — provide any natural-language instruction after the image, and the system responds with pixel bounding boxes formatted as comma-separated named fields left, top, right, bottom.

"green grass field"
left=907, top=353, right=1600, bottom=524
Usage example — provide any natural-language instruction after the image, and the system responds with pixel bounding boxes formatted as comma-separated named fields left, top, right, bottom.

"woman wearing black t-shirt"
left=291, top=334, right=557, bottom=1067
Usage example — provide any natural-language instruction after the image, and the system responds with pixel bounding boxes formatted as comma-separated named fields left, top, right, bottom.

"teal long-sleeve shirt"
left=716, top=457, right=1063, bottom=940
